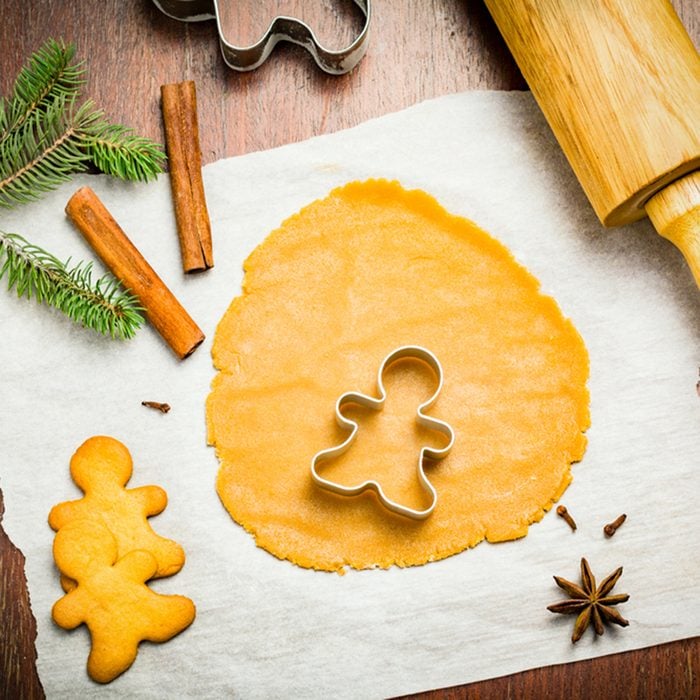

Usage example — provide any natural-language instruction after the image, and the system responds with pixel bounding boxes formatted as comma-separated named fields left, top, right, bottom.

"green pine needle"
left=0, top=38, right=168, bottom=340
left=0, top=38, right=85, bottom=145
left=0, top=95, right=99, bottom=207
left=0, top=38, right=165, bottom=208
left=86, top=121, right=165, bottom=182
left=0, top=230, right=144, bottom=339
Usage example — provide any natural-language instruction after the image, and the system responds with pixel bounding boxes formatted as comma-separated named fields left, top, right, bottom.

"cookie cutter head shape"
left=151, top=0, right=371, bottom=75
left=311, top=346, right=455, bottom=520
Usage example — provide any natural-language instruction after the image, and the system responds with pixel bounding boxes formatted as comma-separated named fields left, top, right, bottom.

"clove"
left=556, top=505, right=577, bottom=532
left=141, top=401, right=171, bottom=414
left=604, top=513, right=627, bottom=538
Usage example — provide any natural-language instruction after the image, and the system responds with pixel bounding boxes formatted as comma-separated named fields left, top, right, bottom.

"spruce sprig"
left=85, top=120, right=167, bottom=182
left=0, top=38, right=167, bottom=339
left=0, top=38, right=85, bottom=145
left=0, top=95, right=98, bottom=207
left=0, top=230, right=144, bottom=339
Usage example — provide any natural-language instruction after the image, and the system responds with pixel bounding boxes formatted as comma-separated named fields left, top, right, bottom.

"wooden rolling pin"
left=483, top=0, right=700, bottom=286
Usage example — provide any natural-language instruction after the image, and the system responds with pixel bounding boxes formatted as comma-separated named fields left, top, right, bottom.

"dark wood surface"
left=0, top=490, right=44, bottom=700
left=0, top=1, right=698, bottom=697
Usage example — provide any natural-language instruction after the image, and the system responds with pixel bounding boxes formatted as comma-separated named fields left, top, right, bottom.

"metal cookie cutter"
left=311, top=346, right=455, bottom=520
left=151, top=0, right=371, bottom=75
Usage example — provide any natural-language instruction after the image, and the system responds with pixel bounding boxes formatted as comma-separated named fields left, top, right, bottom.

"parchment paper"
left=1, top=91, right=698, bottom=698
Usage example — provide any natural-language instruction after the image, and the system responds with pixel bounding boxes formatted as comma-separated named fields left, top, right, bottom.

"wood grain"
left=483, top=0, right=700, bottom=226
left=646, top=171, right=700, bottom=286
left=0, top=1, right=698, bottom=696
left=0, top=0, right=527, bottom=162
left=482, top=0, right=700, bottom=287
left=0, top=488, right=44, bottom=700
left=395, top=637, right=699, bottom=700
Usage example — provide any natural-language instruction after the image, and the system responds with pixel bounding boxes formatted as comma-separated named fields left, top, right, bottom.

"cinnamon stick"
left=65, top=186, right=205, bottom=359
left=161, top=80, right=213, bottom=273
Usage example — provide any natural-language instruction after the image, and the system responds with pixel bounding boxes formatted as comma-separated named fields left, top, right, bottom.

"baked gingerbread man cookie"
left=49, top=436, right=185, bottom=580
left=52, top=518, right=195, bottom=684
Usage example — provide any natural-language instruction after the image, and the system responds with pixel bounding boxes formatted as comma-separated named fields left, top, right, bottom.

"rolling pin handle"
left=645, top=172, right=700, bottom=289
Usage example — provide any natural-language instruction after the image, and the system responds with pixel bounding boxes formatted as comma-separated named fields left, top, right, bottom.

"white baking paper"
left=1, top=91, right=698, bottom=698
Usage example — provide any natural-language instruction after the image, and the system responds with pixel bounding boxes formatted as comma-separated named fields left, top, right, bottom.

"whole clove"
left=142, top=401, right=171, bottom=414
left=556, top=505, right=577, bottom=532
left=604, top=513, right=627, bottom=538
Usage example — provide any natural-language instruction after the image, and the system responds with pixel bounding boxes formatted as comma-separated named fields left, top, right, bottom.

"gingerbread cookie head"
left=53, top=518, right=122, bottom=584
left=70, top=435, right=132, bottom=494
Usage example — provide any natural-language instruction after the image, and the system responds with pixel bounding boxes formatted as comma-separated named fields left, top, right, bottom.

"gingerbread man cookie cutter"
left=151, top=0, right=371, bottom=75
left=311, top=346, right=455, bottom=520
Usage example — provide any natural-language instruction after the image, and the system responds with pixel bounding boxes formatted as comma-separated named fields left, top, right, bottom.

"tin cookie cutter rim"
left=151, top=0, right=371, bottom=75
left=310, top=346, right=455, bottom=520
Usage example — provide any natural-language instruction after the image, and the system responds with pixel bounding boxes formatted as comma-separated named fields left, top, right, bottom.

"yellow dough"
left=207, top=179, right=589, bottom=573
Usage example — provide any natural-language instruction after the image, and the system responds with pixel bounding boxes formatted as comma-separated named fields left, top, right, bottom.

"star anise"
left=547, top=557, right=629, bottom=643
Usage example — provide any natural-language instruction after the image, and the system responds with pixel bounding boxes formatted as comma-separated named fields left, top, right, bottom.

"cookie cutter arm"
left=311, top=346, right=455, bottom=520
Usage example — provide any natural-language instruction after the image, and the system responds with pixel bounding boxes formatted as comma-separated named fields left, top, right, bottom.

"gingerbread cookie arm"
left=141, top=594, right=196, bottom=643
left=152, top=542, right=186, bottom=578
left=129, top=485, right=168, bottom=517
left=118, top=549, right=159, bottom=583
left=48, top=499, right=85, bottom=532
left=52, top=590, right=85, bottom=630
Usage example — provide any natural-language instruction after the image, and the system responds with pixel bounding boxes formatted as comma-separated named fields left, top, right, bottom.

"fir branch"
left=85, top=121, right=166, bottom=182
left=0, top=94, right=165, bottom=206
left=0, top=38, right=84, bottom=146
left=0, top=95, right=99, bottom=207
left=0, top=38, right=166, bottom=340
left=0, top=230, right=144, bottom=339
left=0, top=39, right=165, bottom=206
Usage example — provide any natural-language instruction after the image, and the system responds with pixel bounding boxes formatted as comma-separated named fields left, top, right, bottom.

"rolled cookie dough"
left=207, top=179, right=589, bottom=573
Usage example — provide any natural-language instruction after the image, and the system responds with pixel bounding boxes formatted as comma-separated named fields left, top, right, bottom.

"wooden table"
left=1, top=1, right=698, bottom=697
